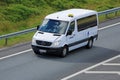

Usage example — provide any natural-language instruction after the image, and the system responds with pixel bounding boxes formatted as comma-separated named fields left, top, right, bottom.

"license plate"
left=39, top=49, right=46, bottom=53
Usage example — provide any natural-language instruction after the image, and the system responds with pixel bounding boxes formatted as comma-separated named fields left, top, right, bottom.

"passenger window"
left=67, top=21, right=75, bottom=35
left=77, top=15, right=97, bottom=31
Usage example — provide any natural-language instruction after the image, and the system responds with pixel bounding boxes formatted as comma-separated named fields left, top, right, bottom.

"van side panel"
left=68, top=14, right=98, bottom=51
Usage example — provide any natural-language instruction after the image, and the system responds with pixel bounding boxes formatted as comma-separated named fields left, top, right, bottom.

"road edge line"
left=0, top=49, right=32, bottom=60
left=98, top=22, right=120, bottom=30
left=61, top=55, right=120, bottom=80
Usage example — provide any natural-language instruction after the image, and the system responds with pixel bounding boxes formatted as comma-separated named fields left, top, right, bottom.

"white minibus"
left=31, top=9, right=98, bottom=57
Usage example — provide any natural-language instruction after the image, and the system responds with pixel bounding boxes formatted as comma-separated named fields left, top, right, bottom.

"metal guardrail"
left=0, top=28, right=36, bottom=45
left=98, top=7, right=120, bottom=20
left=98, top=7, right=120, bottom=15
left=0, top=7, right=120, bottom=45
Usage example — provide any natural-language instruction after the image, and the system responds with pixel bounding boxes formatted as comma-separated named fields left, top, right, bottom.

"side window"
left=77, top=15, right=97, bottom=31
left=67, top=21, right=75, bottom=35
left=77, top=18, right=85, bottom=31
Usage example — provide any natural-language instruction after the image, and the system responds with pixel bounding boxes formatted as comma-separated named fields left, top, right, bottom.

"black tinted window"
left=77, top=15, right=97, bottom=31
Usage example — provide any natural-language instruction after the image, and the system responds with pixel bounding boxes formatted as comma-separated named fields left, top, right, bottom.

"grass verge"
left=0, top=32, right=35, bottom=48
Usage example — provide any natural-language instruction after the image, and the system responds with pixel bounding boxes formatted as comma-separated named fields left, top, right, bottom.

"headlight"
left=52, top=40, right=61, bottom=47
left=32, top=38, right=36, bottom=43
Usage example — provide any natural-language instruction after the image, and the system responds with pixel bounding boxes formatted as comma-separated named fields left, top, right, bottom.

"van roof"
left=45, top=9, right=97, bottom=21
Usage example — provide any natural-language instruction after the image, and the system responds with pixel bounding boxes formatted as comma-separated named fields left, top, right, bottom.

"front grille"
left=36, top=40, right=52, bottom=46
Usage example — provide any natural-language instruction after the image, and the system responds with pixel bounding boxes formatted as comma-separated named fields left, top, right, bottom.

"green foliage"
left=47, top=0, right=87, bottom=10
left=2, top=4, right=40, bottom=22
left=0, top=0, right=120, bottom=35
left=0, top=0, right=120, bottom=47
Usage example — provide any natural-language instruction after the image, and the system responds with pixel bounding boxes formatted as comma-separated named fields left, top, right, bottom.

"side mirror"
left=67, top=30, right=72, bottom=36
left=37, top=25, right=40, bottom=30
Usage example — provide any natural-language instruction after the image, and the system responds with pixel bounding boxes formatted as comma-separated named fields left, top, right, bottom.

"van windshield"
left=38, top=19, right=68, bottom=34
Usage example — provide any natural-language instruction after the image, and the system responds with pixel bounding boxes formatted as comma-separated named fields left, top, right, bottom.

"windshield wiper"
left=53, top=33, right=61, bottom=36
left=38, top=31, right=44, bottom=34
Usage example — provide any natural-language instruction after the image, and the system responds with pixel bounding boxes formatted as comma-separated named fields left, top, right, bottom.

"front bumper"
left=31, top=45, right=63, bottom=54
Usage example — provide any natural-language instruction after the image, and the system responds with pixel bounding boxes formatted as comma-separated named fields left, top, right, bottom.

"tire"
left=59, top=46, right=68, bottom=58
left=32, top=48, right=42, bottom=55
left=86, top=38, right=93, bottom=49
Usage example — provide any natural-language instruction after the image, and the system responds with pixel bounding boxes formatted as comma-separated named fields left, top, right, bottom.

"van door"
left=66, top=21, right=77, bottom=51
left=76, top=18, right=88, bottom=48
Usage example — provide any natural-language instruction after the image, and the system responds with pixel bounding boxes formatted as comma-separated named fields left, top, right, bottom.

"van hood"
left=35, top=32, right=60, bottom=42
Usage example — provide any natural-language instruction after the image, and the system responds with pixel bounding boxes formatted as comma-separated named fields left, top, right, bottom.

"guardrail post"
left=105, top=14, right=108, bottom=19
left=5, top=38, right=8, bottom=45
left=115, top=11, right=117, bottom=16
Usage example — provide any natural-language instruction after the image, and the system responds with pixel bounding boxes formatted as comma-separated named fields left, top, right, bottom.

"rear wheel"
left=59, top=46, right=68, bottom=58
left=86, top=38, right=93, bottom=49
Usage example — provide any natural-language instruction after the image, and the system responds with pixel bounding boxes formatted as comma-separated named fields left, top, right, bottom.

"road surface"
left=0, top=18, right=120, bottom=80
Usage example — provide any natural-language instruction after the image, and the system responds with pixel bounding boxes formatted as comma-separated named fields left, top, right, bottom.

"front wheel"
left=32, top=48, right=42, bottom=55
left=86, top=38, right=93, bottom=49
left=59, top=46, right=68, bottom=58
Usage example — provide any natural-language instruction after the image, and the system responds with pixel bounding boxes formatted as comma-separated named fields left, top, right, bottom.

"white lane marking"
left=118, top=73, right=120, bottom=75
left=0, top=49, right=32, bottom=60
left=103, top=63, right=120, bottom=66
left=98, top=22, right=120, bottom=30
left=61, top=55, right=120, bottom=80
left=85, top=71, right=120, bottom=75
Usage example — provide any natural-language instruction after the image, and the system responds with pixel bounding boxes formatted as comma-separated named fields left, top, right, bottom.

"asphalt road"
left=0, top=18, right=120, bottom=80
